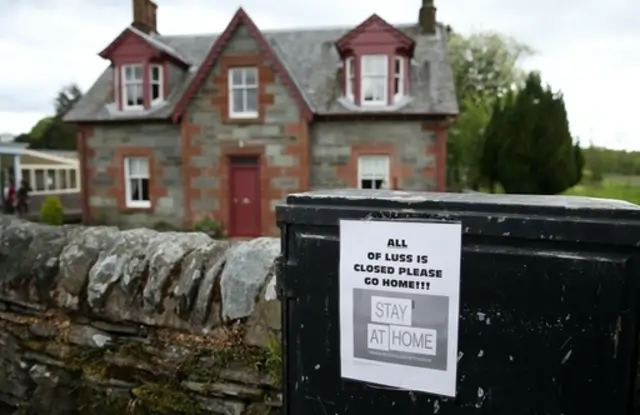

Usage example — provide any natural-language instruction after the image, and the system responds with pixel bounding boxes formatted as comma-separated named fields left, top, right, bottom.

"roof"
left=0, top=143, right=78, bottom=164
left=64, top=10, right=458, bottom=123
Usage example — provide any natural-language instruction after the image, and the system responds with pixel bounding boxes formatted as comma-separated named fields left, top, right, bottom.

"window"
left=361, top=55, right=388, bottom=105
left=46, top=169, right=57, bottom=190
left=229, top=67, right=258, bottom=118
left=124, top=157, right=150, bottom=208
left=70, top=170, right=77, bottom=189
left=150, top=64, right=163, bottom=104
left=34, top=170, right=45, bottom=191
left=19, top=167, right=80, bottom=194
left=122, top=64, right=144, bottom=109
left=393, top=57, right=404, bottom=101
left=60, top=169, right=68, bottom=189
left=345, top=57, right=355, bottom=99
left=358, top=155, right=390, bottom=189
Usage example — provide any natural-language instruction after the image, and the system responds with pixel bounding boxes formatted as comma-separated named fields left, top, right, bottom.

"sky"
left=0, top=0, right=638, bottom=150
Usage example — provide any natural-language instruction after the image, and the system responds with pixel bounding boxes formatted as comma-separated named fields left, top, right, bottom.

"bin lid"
left=284, top=189, right=640, bottom=217
left=277, top=190, right=640, bottom=247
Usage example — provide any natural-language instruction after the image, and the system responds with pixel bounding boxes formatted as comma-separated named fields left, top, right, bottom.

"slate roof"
left=64, top=15, right=458, bottom=123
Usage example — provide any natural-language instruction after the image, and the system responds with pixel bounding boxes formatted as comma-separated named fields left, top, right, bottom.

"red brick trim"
left=76, top=126, right=93, bottom=224
left=171, top=8, right=313, bottom=123
left=335, top=14, right=415, bottom=53
left=108, top=147, right=166, bottom=213
left=422, top=121, right=448, bottom=192
left=180, top=119, right=200, bottom=229
left=337, top=144, right=410, bottom=189
left=212, top=55, right=275, bottom=124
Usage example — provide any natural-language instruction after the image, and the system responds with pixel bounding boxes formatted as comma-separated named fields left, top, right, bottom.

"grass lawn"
left=563, top=175, right=640, bottom=205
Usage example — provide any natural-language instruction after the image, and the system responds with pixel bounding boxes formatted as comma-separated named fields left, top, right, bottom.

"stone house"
left=64, top=0, right=458, bottom=237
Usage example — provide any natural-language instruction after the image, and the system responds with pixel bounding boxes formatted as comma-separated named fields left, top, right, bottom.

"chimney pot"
left=419, top=0, right=437, bottom=35
left=132, top=0, right=158, bottom=34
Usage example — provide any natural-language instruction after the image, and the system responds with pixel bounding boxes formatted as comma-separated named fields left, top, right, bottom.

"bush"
left=193, top=215, right=224, bottom=238
left=39, top=195, right=64, bottom=225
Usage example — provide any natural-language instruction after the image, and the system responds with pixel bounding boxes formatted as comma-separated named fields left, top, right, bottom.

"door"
left=229, top=156, right=261, bottom=237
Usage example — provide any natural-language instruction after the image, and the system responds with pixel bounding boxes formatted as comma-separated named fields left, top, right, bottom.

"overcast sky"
left=0, top=0, right=638, bottom=150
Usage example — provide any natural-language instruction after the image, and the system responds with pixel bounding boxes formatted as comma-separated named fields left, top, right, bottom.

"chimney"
left=418, top=0, right=437, bottom=35
left=132, top=0, right=158, bottom=34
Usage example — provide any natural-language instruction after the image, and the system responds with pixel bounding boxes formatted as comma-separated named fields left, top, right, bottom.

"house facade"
left=64, top=0, right=458, bottom=236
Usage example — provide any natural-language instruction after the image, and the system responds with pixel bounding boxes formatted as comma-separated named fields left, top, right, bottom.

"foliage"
left=54, top=83, right=83, bottom=117
left=448, top=31, right=535, bottom=106
left=39, top=195, right=65, bottom=225
left=446, top=30, right=534, bottom=190
left=582, top=146, right=640, bottom=177
left=193, top=215, right=224, bottom=238
left=16, top=84, right=83, bottom=150
left=480, top=72, right=583, bottom=194
left=564, top=175, right=640, bottom=206
left=446, top=96, right=492, bottom=190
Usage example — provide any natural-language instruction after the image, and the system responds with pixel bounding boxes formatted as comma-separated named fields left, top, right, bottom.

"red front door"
left=229, top=156, right=261, bottom=237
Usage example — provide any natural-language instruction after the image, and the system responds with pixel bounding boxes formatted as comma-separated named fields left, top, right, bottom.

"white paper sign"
left=339, top=219, right=462, bottom=397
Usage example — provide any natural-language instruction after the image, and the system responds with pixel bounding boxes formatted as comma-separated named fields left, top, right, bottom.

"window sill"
left=337, top=95, right=414, bottom=112
left=125, top=201, right=152, bottom=210
left=122, top=105, right=145, bottom=111
left=229, top=112, right=259, bottom=119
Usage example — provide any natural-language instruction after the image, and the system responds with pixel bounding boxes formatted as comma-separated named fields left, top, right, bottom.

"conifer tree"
left=480, top=72, right=583, bottom=194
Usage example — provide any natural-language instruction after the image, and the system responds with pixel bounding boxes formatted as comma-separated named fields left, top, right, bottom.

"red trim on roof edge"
left=171, top=8, right=313, bottom=123
left=98, top=28, right=132, bottom=58
left=98, top=27, right=188, bottom=67
left=336, top=14, right=415, bottom=51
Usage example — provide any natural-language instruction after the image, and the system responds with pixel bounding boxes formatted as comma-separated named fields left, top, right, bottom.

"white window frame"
left=124, top=157, right=151, bottom=208
left=393, top=56, right=404, bottom=102
left=345, top=57, right=355, bottom=100
left=357, top=155, right=390, bottom=190
left=360, top=55, right=388, bottom=106
left=228, top=67, right=258, bottom=118
left=149, top=64, right=163, bottom=105
left=21, top=165, right=81, bottom=195
left=121, top=64, right=144, bottom=110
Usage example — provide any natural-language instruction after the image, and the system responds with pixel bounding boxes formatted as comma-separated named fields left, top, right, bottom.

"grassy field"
left=563, top=174, right=640, bottom=205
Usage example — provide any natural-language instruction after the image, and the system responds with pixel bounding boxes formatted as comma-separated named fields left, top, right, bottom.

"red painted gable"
left=336, top=14, right=414, bottom=56
left=100, top=29, right=158, bottom=61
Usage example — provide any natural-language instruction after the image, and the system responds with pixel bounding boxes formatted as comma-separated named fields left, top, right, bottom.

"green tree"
left=22, top=84, right=83, bottom=150
left=480, top=72, right=582, bottom=194
left=54, top=84, right=83, bottom=117
left=446, top=31, right=534, bottom=190
left=448, top=31, right=535, bottom=105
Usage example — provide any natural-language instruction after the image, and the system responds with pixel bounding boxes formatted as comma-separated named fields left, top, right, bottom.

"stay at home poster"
left=339, top=219, right=462, bottom=397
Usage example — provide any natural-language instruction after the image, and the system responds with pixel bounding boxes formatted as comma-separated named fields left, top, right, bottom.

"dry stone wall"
left=0, top=216, right=282, bottom=415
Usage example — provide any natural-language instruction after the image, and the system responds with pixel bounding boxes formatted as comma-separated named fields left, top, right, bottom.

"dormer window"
left=335, top=14, right=416, bottom=108
left=150, top=64, right=163, bottom=105
left=361, top=55, right=388, bottom=105
left=122, top=64, right=144, bottom=109
left=343, top=55, right=408, bottom=107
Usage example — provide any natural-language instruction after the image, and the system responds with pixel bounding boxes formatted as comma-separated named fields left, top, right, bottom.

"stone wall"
left=0, top=216, right=282, bottom=414
left=85, top=123, right=184, bottom=230
left=310, top=120, right=442, bottom=191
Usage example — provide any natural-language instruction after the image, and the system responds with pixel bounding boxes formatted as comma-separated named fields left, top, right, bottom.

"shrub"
left=39, top=195, right=64, bottom=225
left=193, top=215, right=224, bottom=238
